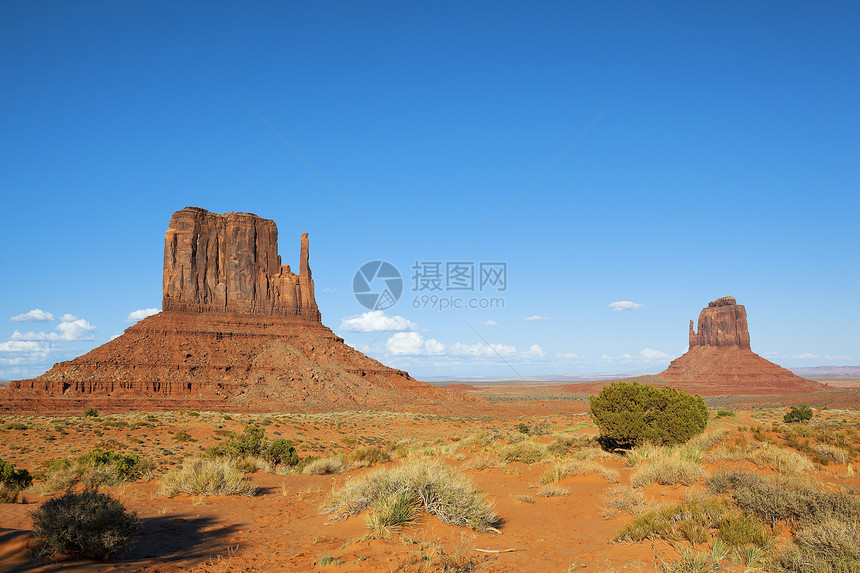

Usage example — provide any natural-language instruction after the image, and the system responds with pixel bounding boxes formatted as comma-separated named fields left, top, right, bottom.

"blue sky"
left=2, top=1, right=858, bottom=380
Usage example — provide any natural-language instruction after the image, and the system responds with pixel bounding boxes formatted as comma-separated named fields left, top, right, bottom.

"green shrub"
left=590, top=382, right=708, bottom=448
left=30, top=489, right=140, bottom=560
left=1, top=458, right=33, bottom=490
left=784, top=405, right=813, bottom=424
left=714, top=410, right=736, bottom=419
left=266, top=439, right=299, bottom=466
left=83, top=407, right=99, bottom=417
left=228, top=425, right=266, bottom=456
left=173, top=430, right=194, bottom=442
left=718, top=513, right=771, bottom=547
left=38, top=449, right=153, bottom=492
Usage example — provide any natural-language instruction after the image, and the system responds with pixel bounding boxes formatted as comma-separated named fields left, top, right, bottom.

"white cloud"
left=11, top=318, right=96, bottom=342
left=791, top=353, right=821, bottom=360
left=11, top=309, right=54, bottom=322
left=59, top=313, right=79, bottom=322
left=386, top=332, right=445, bottom=355
left=0, top=340, right=51, bottom=365
left=524, top=315, right=550, bottom=321
left=600, top=348, right=672, bottom=363
left=340, top=311, right=419, bottom=332
left=478, top=320, right=497, bottom=326
left=557, top=352, right=583, bottom=359
left=609, top=301, right=644, bottom=312
left=640, top=348, right=671, bottom=361
left=525, top=344, right=545, bottom=358
left=448, top=342, right=517, bottom=357
left=127, top=308, right=160, bottom=323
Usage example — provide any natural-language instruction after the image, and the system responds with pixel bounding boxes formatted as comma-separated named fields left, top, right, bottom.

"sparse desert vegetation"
left=0, top=400, right=858, bottom=571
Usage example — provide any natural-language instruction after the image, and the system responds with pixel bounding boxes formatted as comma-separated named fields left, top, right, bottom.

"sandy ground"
left=1, top=404, right=859, bottom=572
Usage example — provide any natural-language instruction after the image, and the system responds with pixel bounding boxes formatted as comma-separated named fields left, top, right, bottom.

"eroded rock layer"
left=663, top=297, right=826, bottom=394
left=5, top=311, right=469, bottom=413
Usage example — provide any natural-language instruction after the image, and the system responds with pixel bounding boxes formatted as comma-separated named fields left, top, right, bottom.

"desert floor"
left=1, top=387, right=859, bottom=572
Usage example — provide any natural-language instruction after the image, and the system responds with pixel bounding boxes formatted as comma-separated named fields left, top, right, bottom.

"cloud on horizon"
left=524, top=315, right=550, bottom=321
left=11, top=309, right=54, bottom=322
left=384, top=332, right=544, bottom=361
left=11, top=318, right=96, bottom=342
left=340, top=311, right=419, bottom=333
left=609, top=301, right=644, bottom=312
left=478, top=320, right=497, bottom=326
left=601, top=348, right=673, bottom=363
left=127, top=308, right=160, bottom=323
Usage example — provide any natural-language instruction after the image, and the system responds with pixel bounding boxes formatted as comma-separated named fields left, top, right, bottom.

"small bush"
left=1, top=458, right=33, bottom=491
left=500, top=441, right=546, bottom=464
left=749, top=444, right=813, bottom=475
left=160, top=456, right=257, bottom=497
left=631, top=453, right=704, bottom=488
left=173, top=430, right=194, bottom=442
left=323, top=460, right=498, bottom=532
left=348, top=446, right=391, bottom=468
left=302, top=457, right=344, bottom=475
left=784, top=405, right=813, bottom=424
left=714, top=410, right=735, bottom=419
left=718, top=513, right=771, bottom=547
left=615, top=496, right=727, bottom=543
left=5, top=422, right=28, bottom=430
left=731, top=477, right=860, bottom=528
left=83, top=407, right=99, bottom=417
left=789, top=515, right=860, bottom=571
left=38, top=450, right=153, bottom=492
left=590, top=381, right=708, bottom=448
left=266, top=439, right=299, bottom=466
left=30, top=489, right=140, bottom=560
left=227, top=425, right=267, bottom=456
left=603, top=485, right=649, bottom=518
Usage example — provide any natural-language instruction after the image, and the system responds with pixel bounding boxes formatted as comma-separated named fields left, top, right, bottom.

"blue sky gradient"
left=2, top=1, right=858, bottom=379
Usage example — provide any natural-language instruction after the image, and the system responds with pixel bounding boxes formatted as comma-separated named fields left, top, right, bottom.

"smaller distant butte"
left=660, top=296, right=828, bottom=395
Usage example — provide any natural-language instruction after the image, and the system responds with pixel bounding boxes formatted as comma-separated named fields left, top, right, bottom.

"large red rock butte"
left=660, top=296, right=827, bottom=395
left=1, top=207, right=474, bottom=414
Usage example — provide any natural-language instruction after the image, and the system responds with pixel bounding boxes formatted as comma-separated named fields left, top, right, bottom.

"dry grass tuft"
left=159, top=456, right=257, bottom=497
left=323, top=459, right=499, bottom=533
left=302, top=457, right=345, bottom=475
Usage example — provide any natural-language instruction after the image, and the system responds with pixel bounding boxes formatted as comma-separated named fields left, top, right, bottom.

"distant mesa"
left=1, top=207, right=473, bottom=414
left=660, top=296, right=827, bottom=395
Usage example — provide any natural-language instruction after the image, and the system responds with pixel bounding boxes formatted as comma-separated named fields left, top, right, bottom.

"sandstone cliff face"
left=689, top=296, right=750, bottom=350
left=162, top=207, right=320, bottom=320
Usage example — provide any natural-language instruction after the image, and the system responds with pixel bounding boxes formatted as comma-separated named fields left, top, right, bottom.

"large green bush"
left=784, top=405, right=813, bottom=424
left=30, top=489, right=140, bottom=560
left=589, top=382, right=708, bottom=448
